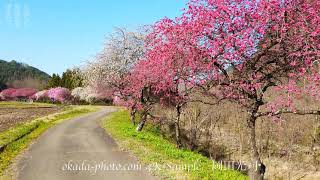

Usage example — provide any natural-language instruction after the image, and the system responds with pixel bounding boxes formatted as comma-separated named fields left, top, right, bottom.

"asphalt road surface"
left=15, top=107, right=156, bottom=180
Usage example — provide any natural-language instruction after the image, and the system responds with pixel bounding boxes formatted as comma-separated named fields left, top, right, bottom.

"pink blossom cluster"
left=0, top=88, right=37, bottom=100
left=47, top=87, right=71, bottom=103
left=111, top=0, right=320, bottom=116
left=32, top=90, right=49, bottom=101
left=82, top=1, right=320, bottom=177
left=0, top=87, right=72, bottom=103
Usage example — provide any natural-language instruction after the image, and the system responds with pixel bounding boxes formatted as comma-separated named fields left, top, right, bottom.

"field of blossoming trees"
left=0, top=0, right=320, bottom=179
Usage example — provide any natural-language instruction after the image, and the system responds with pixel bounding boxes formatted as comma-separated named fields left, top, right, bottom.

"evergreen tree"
left=47, top=73, right=61, bottom=88
left=0, top=81, right=7, bottom=91
left=48, top=69, right=83, bottom=89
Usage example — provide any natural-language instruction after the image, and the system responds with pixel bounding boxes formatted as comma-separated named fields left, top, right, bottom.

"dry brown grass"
left=147, top=92, right=320, bottom=179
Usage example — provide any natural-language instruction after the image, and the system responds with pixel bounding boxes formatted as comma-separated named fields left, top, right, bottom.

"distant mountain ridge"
left=0, top=59, right=51, bottom=90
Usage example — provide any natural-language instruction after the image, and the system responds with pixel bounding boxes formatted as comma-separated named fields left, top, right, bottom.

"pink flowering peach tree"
left=32, top=90, right=50, bottom=102
left=0, top=88, right=17, bottom=100
left=0, top=88, right=37, bottom=100
left=140, top=0, right=319, bottom=179
left=117, top=61, right=154, bottom=129
left=47, top=87, right=71, bottom=103
left=134, top=22, right=211, bottom=145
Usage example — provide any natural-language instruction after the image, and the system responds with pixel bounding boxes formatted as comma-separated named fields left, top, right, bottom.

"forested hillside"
left=0, top=60, right=50, bottom=90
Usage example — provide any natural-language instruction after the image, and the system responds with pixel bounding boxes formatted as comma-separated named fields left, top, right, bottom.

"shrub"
left=71, top=87, right=112, bottom=105
left=32, top=90, right=51, bottom=102
left=0, top=88, right=37, bottom=101
left=0, top=88, right=17, bottom=100
left=13, top=88, right=37, bottom=99
left=71, top=87, right=90, bottom=101
left=0, top=92, right=4, bottom=101
left=47, top=87, right=71, bottom=103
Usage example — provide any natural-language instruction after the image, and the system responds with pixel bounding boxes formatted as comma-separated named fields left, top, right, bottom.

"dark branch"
left=257, top=109, right=320, bottom=117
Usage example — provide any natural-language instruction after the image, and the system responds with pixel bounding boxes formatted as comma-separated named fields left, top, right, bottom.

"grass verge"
left=0, top=105, right=99, bottom=175
left=0, top=101, right=56, bottom=109
left=102, top=110, right=248, bottom=180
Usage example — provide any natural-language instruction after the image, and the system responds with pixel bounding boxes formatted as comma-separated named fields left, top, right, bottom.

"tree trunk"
left=136, top=112, right=147, bottom=132
left=174, top=105, right=182, bottom=148
left=130, top=108, right=137, bottom=125
left=247, top=113, right=265, bottom=180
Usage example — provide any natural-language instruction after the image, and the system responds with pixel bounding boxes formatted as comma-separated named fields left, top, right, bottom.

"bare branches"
left=188, top=99, right=219, bottom=106
left=257, top=109, right=320, bottom=118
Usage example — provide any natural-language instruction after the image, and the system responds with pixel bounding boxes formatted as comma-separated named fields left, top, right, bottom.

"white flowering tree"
left=83, top=27, right=146, bottom=101
left=71, top=87, right=91, bottom=101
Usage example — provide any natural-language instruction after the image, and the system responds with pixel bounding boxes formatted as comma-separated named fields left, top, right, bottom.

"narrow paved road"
left=15, top=107, right=156, bottom=180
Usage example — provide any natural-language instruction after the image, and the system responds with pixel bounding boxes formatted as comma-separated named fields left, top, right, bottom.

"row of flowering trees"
left=0, top=88, right=37, bottom=100
left=0, top=87, right=71, bottom=103
left=85, top=0, right=319, bottom=179
left=0, top=86, right=112, bottom=104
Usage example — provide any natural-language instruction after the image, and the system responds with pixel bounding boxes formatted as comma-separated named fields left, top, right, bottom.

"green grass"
left=0, top=101, right=56, bottom=109
left=0, top=122, right=40, bottom=149
left=0, top=105, right=99, bottom=175
left=102, top=110, right=248, bottom=180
